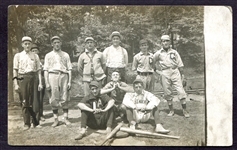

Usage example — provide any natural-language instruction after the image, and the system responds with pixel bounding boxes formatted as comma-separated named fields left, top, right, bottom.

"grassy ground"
left=8, top=95, right=205, bottom=146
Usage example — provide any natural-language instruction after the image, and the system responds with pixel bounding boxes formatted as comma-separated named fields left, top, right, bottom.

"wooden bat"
left=120, top=127, right=180, bottom=139
left=99, top=122, right=124, bottom=146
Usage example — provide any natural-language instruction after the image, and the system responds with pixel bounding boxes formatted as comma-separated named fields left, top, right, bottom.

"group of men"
left=13, top=31, right=189, bottom=141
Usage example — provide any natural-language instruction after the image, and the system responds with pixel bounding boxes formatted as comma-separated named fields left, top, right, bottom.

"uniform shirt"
left=13, top=50, right=41, bottom=74
left=123, top=90, right=160, bottom=110
left=78, top=49, right=106, bottom=82
left=81, top=93, right=112, bottom=118
left=102, top=81, right=133, bottom=104
left=103, top=45, right=128, bottom=68
left=44, top=50, right=72, bottom=73
left=153, top=48, right=184, bottom=70
left=132, top=52, right=154, bottom=73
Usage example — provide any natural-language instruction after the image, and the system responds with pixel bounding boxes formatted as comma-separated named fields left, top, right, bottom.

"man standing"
left=78, top=37, right=106, bottom=96
left=153, top=35, right=190, bottom=118
left=122, top=79, right=170, bottom=133
left=13, top=36, right=43, bottom=130
left=31, top=43, right=45, bottom=122
left=44, top=36, right=72, bottom=127
left=103, top=31, right=128, bottom=83
left=132, top=39, right=155, bottom=92
left=75, top=81, right=115, bottom=140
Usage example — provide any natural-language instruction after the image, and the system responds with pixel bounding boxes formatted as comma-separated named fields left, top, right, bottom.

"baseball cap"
left=89, top=81, right=100, bottom=88
left=161, top=35, right=170, bottom=41
left=22, top=36, right=32, bottom=42
left=109, top=31, right=122, bottom=40
left=85, top=37, right=96, bottom=43
left=139, top=39, right=148, bottom=45
left=31, top=43, right=39, bottom=50
left=133, top=79, right=144, bottom=86
left=51, top=36, right=61, bottom=42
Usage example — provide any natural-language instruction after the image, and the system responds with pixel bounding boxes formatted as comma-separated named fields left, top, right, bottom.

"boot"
left=183, top=109, right=190, bottom=118
left=64, top=117, right=71, bottom=126
left=75, top=128, right=87, bottom=140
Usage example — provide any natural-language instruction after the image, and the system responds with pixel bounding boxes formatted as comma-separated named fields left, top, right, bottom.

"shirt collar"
left=161, top=48, right=173, bottom=53
left=134, top=90, right=145, bottom=97
left=85, top=48, right=97, bottom=53
left=140, top=51, right=151, bottom=56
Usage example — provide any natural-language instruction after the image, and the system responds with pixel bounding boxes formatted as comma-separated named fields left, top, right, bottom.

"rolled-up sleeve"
left=122, top=93, right=136, bottom=109
left=13, top=53, right=19, bottom=70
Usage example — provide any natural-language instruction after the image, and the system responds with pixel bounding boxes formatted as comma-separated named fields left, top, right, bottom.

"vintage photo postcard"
left=7, top=5, right=232, bottom=146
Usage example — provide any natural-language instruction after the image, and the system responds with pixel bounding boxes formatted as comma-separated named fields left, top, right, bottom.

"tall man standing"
left=13, top=36, right=43, bottom=130
left=132, top=39, right=155, bottom=92
left=44, top=36, right=72, bottom=127
left=153, top=35, right=190, bottom=118
left=103, top=31, right=128, bottom=83
left=78, top=37, right=106, bottom=96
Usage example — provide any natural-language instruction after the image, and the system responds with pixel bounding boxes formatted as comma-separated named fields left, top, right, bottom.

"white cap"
left=161, top=35, right=170, bottom=41
left=109, top=31, right=122, bottom=40
left=22, top=36, right=32, bottom=42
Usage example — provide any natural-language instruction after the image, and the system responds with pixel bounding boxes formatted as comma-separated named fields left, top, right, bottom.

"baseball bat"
left=99, top=122, right=124, bottom=146
left=120, top=127, right=180, bottom=139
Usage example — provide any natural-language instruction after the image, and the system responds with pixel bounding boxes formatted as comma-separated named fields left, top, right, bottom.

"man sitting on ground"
left=122, top=79, right=170, bottom=134
left=75, top=81, right=115, bottom=140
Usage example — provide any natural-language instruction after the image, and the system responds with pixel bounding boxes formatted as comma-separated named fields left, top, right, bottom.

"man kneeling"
left=75, top=81, right=115, bottom=140
left=123, top=79, right=170, bottom=134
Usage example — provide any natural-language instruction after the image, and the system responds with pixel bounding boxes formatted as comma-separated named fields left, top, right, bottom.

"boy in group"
left=132, top=39, right=155, bottom=92
left=103, top=31, right=128, bottom=84
left=44, top=36, right=72, bottom=127
left=101, top=70, right=134, bottom=121
left=153, top=35, right=189, bottom=118
left=122, top=79, right=170, bottom=134
left=75, top=81, right=115, bottom=140
left=13, top=36, right=43, bottom=130
left=78, top=37, right=106, bottom=96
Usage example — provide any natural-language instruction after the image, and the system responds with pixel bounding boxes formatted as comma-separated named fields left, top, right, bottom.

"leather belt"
left=19, top=72, right=36, bottom=75
left=161, top=67, right=177, bottom=71
left=137, top=71, right=153, bottom=76
left=49, top=71, right=67, bottom=74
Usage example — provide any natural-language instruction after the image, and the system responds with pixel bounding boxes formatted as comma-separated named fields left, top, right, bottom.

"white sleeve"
left=122, top=93, right=136, bottom=109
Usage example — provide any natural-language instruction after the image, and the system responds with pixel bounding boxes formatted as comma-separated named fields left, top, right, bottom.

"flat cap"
left=109, top=31, right=122, bottom=40
left=51, top=36, right=61, bottom=42
left=161, top=35, right=170, bottom=41
left=31, top=43, right=39, bottom=50
left=85, top=37, right=96, bottom=43
left=133, top=79, right=144, bottom=86
left=139, top=39, right=148, bottom=45
left=22, top=36, right=32, bottom=42
left=89, top=81, right=100, bottom=88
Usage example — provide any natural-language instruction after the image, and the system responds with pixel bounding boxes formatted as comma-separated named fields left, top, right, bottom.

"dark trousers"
left=18, top=73, right=39, bottom=127
left=39, top=87, right=45, bottom=117
left=81, top=108, right=114, bottom=129
left=106, top=67, right=126, bottom=84
left=32, top=76, right=40, bottom=122
left=126, top=107, right=161, bottom=124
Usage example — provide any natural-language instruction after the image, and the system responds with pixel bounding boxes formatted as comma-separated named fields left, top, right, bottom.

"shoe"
left=75, top=129, right=87, bottom=140
left=183, top=110, right=190, bottom=118
left=106, top=127, right=112, bottom=135
left=40, top=116, right=45, bottom=121
left=167, top=110, right=174, bottom=117
left=51, top=119, right=59, bottom=127
left=64, top=118, right=71, bottom=126
left=34, top=125, right=42, bottom=128
left=155, top=124, right=170, bottom=134
left=115, top=131, right=129, bottom=138
left=23, top=125, right=30, bottom=131
left=129, top=121, right=136, bottom=130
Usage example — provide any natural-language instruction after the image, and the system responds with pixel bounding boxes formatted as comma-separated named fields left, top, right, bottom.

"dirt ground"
left=8, top=94, right=205, bottom=146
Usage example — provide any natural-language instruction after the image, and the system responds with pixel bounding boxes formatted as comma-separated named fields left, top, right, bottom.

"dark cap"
left=89, top=81, right=100, bottom=88
left=139, top=39, right=148, bottom=45
left=109, top=31, right=123, bottom=40
left=31, top=43, right=39, bottom=50
left=133, top=79, right=144, bottom=86
left=51, top=36, right=61, bottom=42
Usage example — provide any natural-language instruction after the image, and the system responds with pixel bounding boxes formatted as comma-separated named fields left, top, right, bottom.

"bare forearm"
left=68, top=70, right=72, bottom=83
left=13, top=70, right=18, bottom=86
left=78, top=103, right=94, bottom=112
left=38, top=70, right=42, bottom=85
left=100, top=88, right=113, bottom=95
left=103, top=100, right=115, bottom=112
left=44, top=71, right=49, bottom=84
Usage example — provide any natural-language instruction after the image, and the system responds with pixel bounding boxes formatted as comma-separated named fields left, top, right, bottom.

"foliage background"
left=8, top=5, right=204, bottom=100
